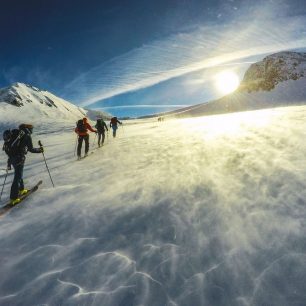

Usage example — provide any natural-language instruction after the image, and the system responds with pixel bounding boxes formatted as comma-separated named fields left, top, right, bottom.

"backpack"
left=96, top=119, right=103, bottom=128
left=2, top=129, right=25, bottom=157
left=76, top=119, right=86, bottom=133
left=96, top=119, right=105, bottom=131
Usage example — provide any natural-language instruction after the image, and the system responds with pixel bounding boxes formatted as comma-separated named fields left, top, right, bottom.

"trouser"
left=10, top=161, right=25, bottom=200
left=112, top=126, right=118, bottom=137
left=77, top=135, right=89, bottom=157
left=97, top=132, right=105, bottom=145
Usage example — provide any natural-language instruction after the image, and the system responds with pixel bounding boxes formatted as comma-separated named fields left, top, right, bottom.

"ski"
left=0, top=180, right=43, bottom=217
left=76, top=151, right=95, bottom=161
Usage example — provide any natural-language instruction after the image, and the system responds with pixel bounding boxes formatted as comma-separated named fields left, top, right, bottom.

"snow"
left=1, top=105, right=306, bottom=305
left=0, top=83, right=109, bottom=134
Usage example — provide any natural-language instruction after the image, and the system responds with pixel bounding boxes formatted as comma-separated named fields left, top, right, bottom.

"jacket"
left=75, top=118, right=96, bottom=136
left=95, top=119, right=108, bottom=133
left=7, top=133, right=41, bottom=166
left=110, top=117, right=122, bottom=128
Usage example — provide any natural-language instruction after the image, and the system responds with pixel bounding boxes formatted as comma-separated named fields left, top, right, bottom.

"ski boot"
left=19, top=189, right=29, bottom=196
left=10, top=198, right=21, bottom=206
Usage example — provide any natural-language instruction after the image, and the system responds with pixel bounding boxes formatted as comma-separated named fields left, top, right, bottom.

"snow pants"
left=77, top=135, right=89, bottom=157
left=111, top=125, right=118, bottom=138
left=10, top=157, right=25, bottom=199
left=97, top=132, right=105, bottom=145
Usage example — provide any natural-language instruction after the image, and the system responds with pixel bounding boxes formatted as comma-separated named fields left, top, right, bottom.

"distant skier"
left=2, top=124, right=43, bottom=205
left=95, top=118, right=108, bottom=147
left=75, top=117, right=97, bottom=159
left=110, top=117, right=122, bottom=138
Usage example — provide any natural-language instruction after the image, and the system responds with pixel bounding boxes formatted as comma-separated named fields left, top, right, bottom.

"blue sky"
left=1, top=0, right=306, bottom=117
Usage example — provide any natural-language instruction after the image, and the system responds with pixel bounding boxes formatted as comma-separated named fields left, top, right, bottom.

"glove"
left=40, top=147, right=44, bottom=153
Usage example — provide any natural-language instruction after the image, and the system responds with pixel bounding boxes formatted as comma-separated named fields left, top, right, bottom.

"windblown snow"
left=1, top=105, right=306, bottom=306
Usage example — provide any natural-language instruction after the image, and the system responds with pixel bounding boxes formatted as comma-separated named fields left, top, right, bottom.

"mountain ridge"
left=0, top=83, right=111, bottom=131
left=240, top=51, right=306, bottom=92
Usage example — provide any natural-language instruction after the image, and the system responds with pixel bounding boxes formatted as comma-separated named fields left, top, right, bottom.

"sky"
left=1, top=0, right=306, bottom=117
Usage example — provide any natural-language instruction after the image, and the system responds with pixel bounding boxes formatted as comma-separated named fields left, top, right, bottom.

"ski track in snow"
left=1, top=105, right=306, bottom=305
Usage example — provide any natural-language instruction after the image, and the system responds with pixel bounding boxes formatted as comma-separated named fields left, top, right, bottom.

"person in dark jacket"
left=6, top=124, right=43, bottom=205
left=74, top=117, right=97, bottom=159
left=110, top=117, right=122, bottom=138
left=95, top=118, right=108, bottom=147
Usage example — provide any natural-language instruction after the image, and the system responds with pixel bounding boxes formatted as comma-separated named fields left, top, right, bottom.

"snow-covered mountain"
left=0, top=83, right=110, bottom=132
left=162, top=51, right=306, bottom=118
left=240, top=51, right=306, bottom=92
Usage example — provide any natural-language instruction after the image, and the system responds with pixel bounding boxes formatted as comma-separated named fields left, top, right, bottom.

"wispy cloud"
left=99, top=104, right=189, bottom=109
left=3, top=65, right=54, bottom=90
left=63, top=6, right=306, bottom=107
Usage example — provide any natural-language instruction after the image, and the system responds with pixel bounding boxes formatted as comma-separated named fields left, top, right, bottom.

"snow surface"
left=1, top=105, right=306, bottom=305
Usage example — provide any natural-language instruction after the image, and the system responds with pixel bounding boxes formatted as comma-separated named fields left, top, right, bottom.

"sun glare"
left=215, top=70, right=240, bottom=95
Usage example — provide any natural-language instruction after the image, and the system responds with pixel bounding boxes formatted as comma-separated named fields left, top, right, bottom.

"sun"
left=215, top=70, right=240, bottom=95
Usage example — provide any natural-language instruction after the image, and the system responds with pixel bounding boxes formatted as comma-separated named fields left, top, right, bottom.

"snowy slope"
left=160, top=51, right=306, bottom=118
left=171, top=76, right=306, bottom=117
left=1, top=105, right=306, bottom=305
left=241, top=51, right=306, bottom=92
left=0, top=83, right=110, bottom=133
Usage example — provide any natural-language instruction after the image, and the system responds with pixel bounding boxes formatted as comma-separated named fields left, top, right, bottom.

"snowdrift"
left=1, top=105, right=306, bottom=305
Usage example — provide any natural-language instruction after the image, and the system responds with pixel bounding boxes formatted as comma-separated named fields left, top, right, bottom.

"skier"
left=95, top=118, right=108, bottom=147
left=109, top=117, right=122, bottom=138
left=3, top=124, right=43, bottom=205
left=75, top=117, right=97, bottom=159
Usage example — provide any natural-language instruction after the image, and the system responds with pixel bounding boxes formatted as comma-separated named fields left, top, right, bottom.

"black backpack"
left=96, top=119, right=105, bottom=130
left=96, top=119, right=101, bottom=127
left=2, top=129, right=25, bottom=157
left=76, top=119, right=86, bottom=133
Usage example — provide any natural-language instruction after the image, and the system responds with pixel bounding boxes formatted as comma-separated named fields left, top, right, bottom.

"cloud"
left=63, top=6, right=306, bottom=107
left=3, top=65, right=53, bottom=89
left=98, top=104, right=189, bottom=110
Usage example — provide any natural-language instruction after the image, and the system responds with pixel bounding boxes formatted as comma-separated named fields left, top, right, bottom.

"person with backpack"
left=2, top=124, right=43, bottom=205
left=110, top=117, right=122, bottom=138
left=75, top=117, right=97, bottom=159
left=95, top=118, right=108, bottom=147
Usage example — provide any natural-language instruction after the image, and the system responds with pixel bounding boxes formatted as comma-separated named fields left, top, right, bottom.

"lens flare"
left=215, top=70, right=240, bottom=95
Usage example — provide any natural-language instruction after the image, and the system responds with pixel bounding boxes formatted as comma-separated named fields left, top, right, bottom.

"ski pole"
left=74, top=136, right=78, bottom=156
left=92, top=133, right=97, bottom=148
left=38, top=140, right=55, bottom=188
left=0, top=168, right=9, bottom=201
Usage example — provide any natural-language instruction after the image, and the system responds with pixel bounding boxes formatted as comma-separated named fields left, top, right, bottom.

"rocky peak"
left=0, top=82, right=57, bottom=108
left=239, top=51, right=306, bottom=92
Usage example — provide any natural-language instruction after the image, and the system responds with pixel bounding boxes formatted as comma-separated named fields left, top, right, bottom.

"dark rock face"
left=239, top=51, right=306, bottom=92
